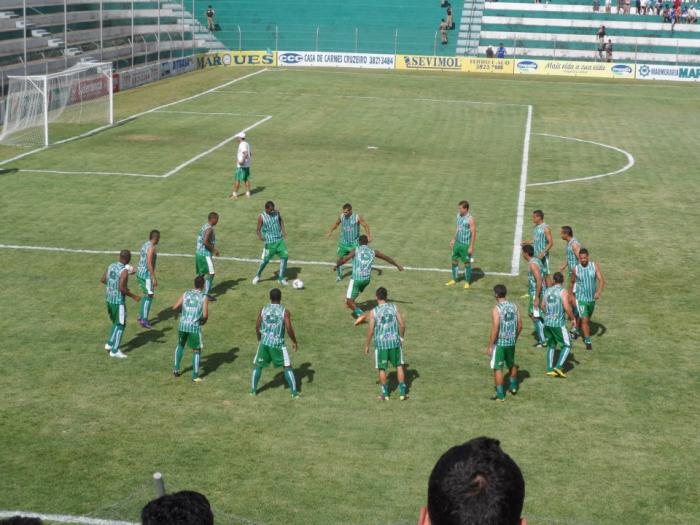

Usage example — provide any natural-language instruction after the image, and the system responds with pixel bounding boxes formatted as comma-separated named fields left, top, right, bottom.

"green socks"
left=509, top=376, right=518, bottom=392
left=381, top=384, right=389, bottom=397
left=192, top=352, right=201, bottom=380
left=204, top=275, right=213, bottom=296
left=139, top=296, right=152, bottom=320
left=583, top=336, right=591, bottom=344
left=336, top=264, right=343, bottom=279
left=284, top=368, right=297, bottom=393
left=534, top=318, right=546, bottom=343
left=557, top=346, right=571, bottom=369
left=256, top=259, right=270, bottom=278
left=279, top=258, right=288, bottom=280
left=547, top=347, right=555, bottom=371
left=354, top=308, right=363, bottom=317
left=174, top=345, right=184, bottom=372
left=496, top=385, right=505, bottom=400
left=451, top=264, right=458, bottom=280
left=110, top=325, right=124, bottom=353
left=251, top=367, right=262, bottom=392
left=399, top=382, right=407, bottom=396
left=464, top=265, right=472, bottom=284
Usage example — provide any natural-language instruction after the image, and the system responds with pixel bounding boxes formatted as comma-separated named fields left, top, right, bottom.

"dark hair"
left=265, top=201, right=275, bottom=210
left=521, top=245, right=534, bottom=257
left=342, top=203, right=352, bottom=211
left=553, top=272, right=564, bottom=284
left=427, top=437, right=524, bottom=525
left=270, top=288, right=282, bottom=302
left=194, top=275, right=205, bottom=289
left=141, top=490, right=213, bottom=525
left=376, top=287, right=388, bottom=300
left=0, top=518, right=43, bottom=524
left=493, top=284, right=507, bottom=298
left=119, top=249, right=131, bottom=261
left=561, top=226, right=573, bottom=236
left=533, top=209, right=544, bottom=219
left=458, top=200, right=470, bottom=210
left=149, top=229, right=161, bottom=240
left=359, top=234, right=369, bottom=245
left=579, top=248, right=589, bottom=256
left=207, top=212, right=218, bottom=220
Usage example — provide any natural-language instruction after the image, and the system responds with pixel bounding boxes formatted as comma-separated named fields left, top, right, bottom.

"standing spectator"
left=605, top=0, right=612, bottom=12
left=671, top=6, right=678, bottom=30
left=663, top=5, right=671, bottom=20
left=496, top=43, right=506, bottom=57
left=617, top=0, right=623, bottom=13
left=605, top=39, right=614, bottom=62
left=673, top=0, right=681, bottom=19
left=635, top=0, right=642, bottom=13
left=646, top=0, right=655, bottom=15
left=439, top=19, right=448, bottom=45
left=446, top=5, right=455, bottom=29
left=593, top=0, right=601, bottom=11
left=624, top=0, right=631, bottom=14
left=656, top=0, right=663, bottom=15
left=596, top=25, right=606, bottom=59
left=486, top=45, right=495, bottom=58
left=205, top=5, right=215, bottom=32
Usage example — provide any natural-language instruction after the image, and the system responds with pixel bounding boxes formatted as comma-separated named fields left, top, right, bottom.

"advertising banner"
left=118, top=64, right=160, bottom=91
left=69, top=75, right=110, bottom=104
left=636, top=63, right=700, bottom=82
left=514, top=59, right=635, bottom=79
left=396, top=54, right=463, bottom=72
left=161, top=56, right=196, bottom=79
left=278, top=51, right=395, bottom=69
left=462, top=58, right=514, bottom=74
left=196, top=51, right=276, bottom=69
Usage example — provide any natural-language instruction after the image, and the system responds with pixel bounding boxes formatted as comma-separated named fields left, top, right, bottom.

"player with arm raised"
left=172, top=275, right=209, bottom=383
left=336, top=235, right=404, bottom=325
left=195, top=212, right=220, bottom=301
left=326, top=203, right=371, bottom=282
left=136, top=229, right=160, bottom=329
left=522, top=244, right=546, bottom=348
left=446, top=200, right=477, bottom=289
left=252, top=201, right=289, bottom=286
left=486, top=284, right=522, bottom=402
left=521, top=209, right=554, bottom=287
left=101, top=249, right=140, bottom=359
left=543, top=272, right=576, bottom=378
left=569, top=248, right=605, bottom=351
left=250, top=288, right=300, bottom=399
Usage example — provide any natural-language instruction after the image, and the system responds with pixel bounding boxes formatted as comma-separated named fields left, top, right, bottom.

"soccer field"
left=0, top=67, right=698, bottom=525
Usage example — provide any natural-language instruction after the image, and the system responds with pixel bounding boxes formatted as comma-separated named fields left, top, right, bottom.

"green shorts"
left=195, top=253, right=215, bottom=275
left=253, top=343, right=291, bottom=368
left=490, top=345, right=515, bottom=370
left=375, top=346, right=405, bottom=370
left=262, top=240, right=288, bottom=261
left=235, top=166, right=250, bottom=182
left=137, top=275, right=154, bottom=296
left=539, top=254, right=550, bottom=276
left=178, top=329, right=203, bottom=350
left=106, top=302, right=126, bottom=326
left=337, top=241, right=358, bottom=259
left=451, top=241, right=473, bottom=263
left=544, top=325, right=570, bottom=349
left=346, top=278, right=370, bottom=300
left=576, top=300, right=595, bottom=318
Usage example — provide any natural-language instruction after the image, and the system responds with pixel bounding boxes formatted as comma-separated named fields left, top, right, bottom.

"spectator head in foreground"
left=141, top=490, right=214, bottom=525
left=418, top=437, right=526, bottom=525
left=0, top=518, right=43, bottom=524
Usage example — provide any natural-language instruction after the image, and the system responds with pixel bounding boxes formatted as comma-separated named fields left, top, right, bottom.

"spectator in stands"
left=656, top=0, right=663, bottom=15
left=645, top=0, right=655, bottom=15
left=441, top=0, right=451, bottom=7
left=417, top=437, right=526, bottom=525
left=593, top=0, right=601, bottom=12
left=673, top=0, right=681, bottom=18
left=636, top=0, right=642, bottom=13
left=447, top=5, right=455, bottom=29
left=689, top=5, right=698, bottom=23
left=624, top=0, right=631, bottom=14
left=605, top=0, right=612, bottom=12
left=142, top=490, right=214, bottom=525
left=486, top=46, right=495, bottom=58
left=205, top=5, right=215, bottom=31
left=440, top=19, right=449, bottom=45
left=605, top=39, right=614, bottom=61
left=670, top=6, right=678, bottom=30
left=617, top=0, right=623, bottom=13
left=663, top=5, right=672, bottom=20
left=496, top=43, right=506, bottom=57
left=596, top=26, right=606, bottom=59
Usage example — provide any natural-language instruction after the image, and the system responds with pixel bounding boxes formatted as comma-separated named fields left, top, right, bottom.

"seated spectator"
left=418, top=437, right=526, bottom=525
left=646, top=0, right=655, bottom=15
left=605, top=0, right=612, bottom=13
left=486, top=46, right=495, bottom=58
left=663, top=6, right=671, bottom=20
left=593, top=0, right=601, bottom=11
left=142, top=490, right=214, bottom=525
left=496, top=43, right=506, bottom=58
left=636, top=0, right=642, bottom=13
left=689, top=5, right=698, bottom=23
left=656, top=0, right=663, bottom=14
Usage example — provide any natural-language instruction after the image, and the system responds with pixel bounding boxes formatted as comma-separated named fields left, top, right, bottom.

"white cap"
left=235, top=131, right=246, bottom=139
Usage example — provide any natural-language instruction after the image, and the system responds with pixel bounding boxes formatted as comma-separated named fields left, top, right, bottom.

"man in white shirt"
left=230, top=132, right=252, bottom=199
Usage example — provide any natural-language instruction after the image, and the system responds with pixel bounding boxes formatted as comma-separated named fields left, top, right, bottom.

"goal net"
left=0, top=62, right=113, bottom=147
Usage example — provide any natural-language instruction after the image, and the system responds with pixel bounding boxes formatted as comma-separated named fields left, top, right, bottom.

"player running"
left=445, top=200, right=477, bottom=289
left=172, top=275, right=209, bottom=383
left=196, top=212, right=220, bottom=301
left=230, top=131, right=252, bottom=199
left=336, top=235, right=403, bottom=325
left=101, top=250, right=140, bottom=359
left=250, top=288, right=300, bottom=399
left=486, top=284, right=522, bottom=402
left=326, top=203, right=371, bottom=282
left=522, top=210, right=553, bottom=287
left=522, top=245, right=546, bottom=347
left=252, top=201, right=289, bottom=286
left=542, top=272, right=576, bottom=378
left=569, top=248, right=605, bottom=351
left=136, top=229, right=160, bottom=329
left=364, top=287, right=408, bottom=401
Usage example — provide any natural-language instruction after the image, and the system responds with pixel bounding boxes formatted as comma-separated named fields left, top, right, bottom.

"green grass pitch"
left=0, top=66, right=698, bottom=525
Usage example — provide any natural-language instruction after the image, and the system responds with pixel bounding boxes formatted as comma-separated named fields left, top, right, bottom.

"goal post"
left=0, top=62, right=113, bottom=147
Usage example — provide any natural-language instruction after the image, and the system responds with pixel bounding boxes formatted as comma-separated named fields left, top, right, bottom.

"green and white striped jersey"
left=533, top=223, right=549, bottom=255
left=261, top=211, right=283, bottom=244
left=373, top=302, right=401, bottom=350
left=179, top=289, right=205, bottom=333
left=496, top=301, right=519, bottom=346
left=105, top=262, right=126, bottom=305
left=136, top=240, right=157, bottom=279
left=543, top=285, right=566, bottom=327
left=352, top=245, right=375, bottom=281
left=340, top=213, right=360, bottom=245
left=455, top=213, right=472, bottom=245
left=260, top=303, right=286, bottom=348
left=528, top=258, right=544, bottom=297
left=574, top=262, right=597, bottom=302
left=566, top=237, right=580, bottom=271
left=196, top=223, right=215, bottom=256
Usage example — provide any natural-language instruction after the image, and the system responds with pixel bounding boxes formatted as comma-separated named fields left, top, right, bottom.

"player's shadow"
left=590, top=321, right=607, bottom=337
left=0, top=168, right=18, bottom=175
left=357, top=297, right=413, bottom=311
left=123, top=326, right=172, bottom=353
left=256, top=361, right=315, bottom=394
left=267, top=267, right=301, bottom=281
left=562, top=351, right=580, bottom=373
left=516, top=368, right=531, bottom=387
left=182, top=347, right=239, bottom=377
left=249, top=185, right=265, bottom=196
left=210, top=278, right=245, bottom=299
left=152, top=306, right=177, bottom=326
left=471, top=267, right=486, bottom=283
left=386, top=365, right=420, bottom=393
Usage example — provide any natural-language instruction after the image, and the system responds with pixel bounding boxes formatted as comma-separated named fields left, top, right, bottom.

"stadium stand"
left=462, top=0, right=700, bottom=63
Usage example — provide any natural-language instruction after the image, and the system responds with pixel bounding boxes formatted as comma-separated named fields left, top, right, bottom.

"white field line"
left=528, top=133, right=635, bottom=187
left=17, top=169, right=161, bottom=178
left=0, top=243, right=514, bottom=277
left=510, top=105, right=533, bottom=277
left=0, top=510, right=137, bottom=525
left=154, top=110, right=270, bottom=117
left=0, top=68, right=269, bottom=168
left=161, top=115, right=272, bottom=178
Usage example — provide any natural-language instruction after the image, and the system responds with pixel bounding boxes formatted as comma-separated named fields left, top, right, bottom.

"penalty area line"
left=510, top=104, right=533, bottom=277
left=0, top=244, right=516, bottom=277
left=0, top=510, right=137, bottom=525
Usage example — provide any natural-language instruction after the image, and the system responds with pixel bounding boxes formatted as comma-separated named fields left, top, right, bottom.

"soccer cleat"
left=545, top=370, right=558, bottom=377
left=173, top=371, right=181, bottom=378
left=585, top=342, right=593, bottom=351
left=104, top=344, right=112, bottom=351
left=554, top=368, right=567, bottom=378
left=336, top=275, right=342, bottom=282
left=463, top=282, right=471, bottom=289
left=533, top=342, right=545, bottom=348
left=110, top=350, right=128, bottom=359
left=252, top=276, right=260, bottom=285
left=445, top=279, right=457, bottom=286
left=141, top=319, right=154, bottom=329
left=509, top=388, right=518, bottom=395
left=354, top=313, right=368, bottom=326
left=279, top=279, right=288, bottom=286
left=192, top=377, right=204, bottom=384
left=249, top=390, right=256, bottom=396
left=291, top=392, right=300, bottom=399
left=490, top=395, right=506, bottom=403
left=378, top=394, right=389, bottom=401
left=399, top=395, right=409, bottom=401
left=229, top=193, right=238, bottom=200
left=570, top=330, right=579, bottom=340
left=207, top=294, right=217, bottom=302
left=245, top=191, right=251, bottom=198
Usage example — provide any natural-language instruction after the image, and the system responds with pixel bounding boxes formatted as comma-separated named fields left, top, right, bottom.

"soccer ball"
left=292, top=279, right=304, bottom=289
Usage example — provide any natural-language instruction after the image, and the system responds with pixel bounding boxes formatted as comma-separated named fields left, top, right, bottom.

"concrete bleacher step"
left=15, top=20, right=34, bottom=29
left=31, top=29, right=50, bottom=38
left=64, top=47, right=82, bottom=57
left=0, top=11, right=19, bottom=19
left=48, top=38, right=63, bottom=48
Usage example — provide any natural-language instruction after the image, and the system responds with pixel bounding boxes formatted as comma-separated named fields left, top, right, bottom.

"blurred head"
left=376, top=287, right=388, bottom=301
left=141, top=490, right=213, bottom=525
left=560, top=226, right=573, bottom=240
left=150, top=229, right=161, bottom=244
left=458, top=200, right=470, bottom=215
left=270, top=288, right=282, bottom=303
left=553, top=272, right=564, bottom=285
left=119, top=249, right=131, bottom=264
left=194, top=275, right=205, bottom=290
left=342, top=203, right=353, bottom=217
left=578, top=248, right=590, bottom=265
left=265, top=201, right=275, bottom=212
left=207, top=212, right=219, bottom=226
left=494, top=284, right=507, bottom=299
left=359, top=235, right=369, bottom=246
left=521, top=244, right=534, bottom=260
left=532, top=210, right=544, bottom=224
